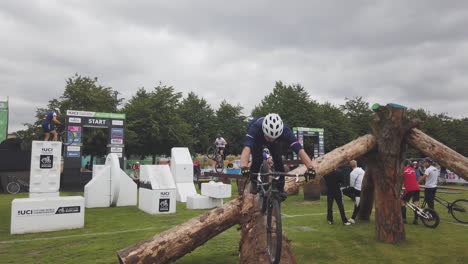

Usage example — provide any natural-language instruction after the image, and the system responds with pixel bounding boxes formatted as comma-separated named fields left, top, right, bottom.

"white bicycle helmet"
left=262, top=113, right=283, bottom=139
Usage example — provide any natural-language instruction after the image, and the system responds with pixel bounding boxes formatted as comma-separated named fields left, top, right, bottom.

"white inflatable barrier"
left=10, top=141, right=85, bottom=234
left=138, top=165, right=177, bottom=214
left=11, top=196, right=84, bottom=234
left=92, top=165, right=105, bottom=178
left=84, top=154, right=137, bottom=208
left=29, top=141, right=62, bottom=197
left=201, top=181, right=232, bottom=199
left=176, top=183, right=197, bottom=203
left=170, top=147, right=197, bottom=202
left=186, top=194, right=223, bottom=209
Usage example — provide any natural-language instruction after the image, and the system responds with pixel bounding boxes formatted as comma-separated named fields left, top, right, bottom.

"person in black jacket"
left=324, top=166, right=351, bottom=225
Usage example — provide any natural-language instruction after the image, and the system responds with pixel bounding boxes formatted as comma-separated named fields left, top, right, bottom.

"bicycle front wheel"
left=421, top=208, right=440, bottom=228
left=451, top=199, right=468, bottom=224
left=266, top=199, right=282, bottom=264
left=6, top=182, right=21, bottom=194
left=207, top=146, right=216, bottom=160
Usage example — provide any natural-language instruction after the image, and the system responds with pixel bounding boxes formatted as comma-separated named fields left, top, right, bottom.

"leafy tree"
left=215, top=101, right=247, bottom=155
left=252, top=81, right=319, bottom=126
left=315, top=102, right=357, bottom=152
left=123, top=84, right=192, bottom=162
left=340, top=97, right=374, bottom=136
left=178, top=92, right=215, bottom=154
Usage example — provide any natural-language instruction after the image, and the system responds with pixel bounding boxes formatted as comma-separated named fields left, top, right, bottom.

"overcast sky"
left=1, top=0, right=468, bottom=133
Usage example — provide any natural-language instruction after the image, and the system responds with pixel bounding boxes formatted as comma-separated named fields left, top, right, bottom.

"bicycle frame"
left=406, top=201, right=431, bottom=219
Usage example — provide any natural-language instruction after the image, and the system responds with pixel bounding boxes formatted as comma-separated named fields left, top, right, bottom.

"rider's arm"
left=52, top=115, right=61, bottom=125
left=281, top=126, right=316, bottom=169
left=418, top=174, right=427, bottom=184
left=240, top=146, right=251, bottom=168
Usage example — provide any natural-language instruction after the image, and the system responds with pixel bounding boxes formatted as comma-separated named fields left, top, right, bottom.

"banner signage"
left=67, top=110, right=125, bottom=119
left=0, top=100, right=8, bottom=142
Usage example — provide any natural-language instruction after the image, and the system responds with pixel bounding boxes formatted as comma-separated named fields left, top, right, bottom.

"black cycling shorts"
left=402, top=190, right=420, bottom=202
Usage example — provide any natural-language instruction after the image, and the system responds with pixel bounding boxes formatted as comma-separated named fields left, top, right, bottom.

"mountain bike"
left=251, top=171, right=307, bottom=264
left=421, top=195, right=468, bottom=224
left=405, top=200, right=440, bottom=228
left=206, top=145, right=224, bottom=173
left=6, top=175, right=29, bottom=194
left=56, top=125, right=78, bottom=146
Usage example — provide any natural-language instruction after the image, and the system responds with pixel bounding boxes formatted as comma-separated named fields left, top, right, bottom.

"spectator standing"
left=348, top=160, right=365, bottom=224
left=413, top=161, right=423, bottom=181
left=419, top=157, right=439, bottom=209
left=324, top=167, right=351, bottom=225
left=401, top=160, right=421, bottom=224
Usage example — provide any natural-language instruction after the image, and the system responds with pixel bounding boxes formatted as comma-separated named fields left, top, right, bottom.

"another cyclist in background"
left=42, top=108, right=62, bottom=141
left=413, top=161, right=423, bottom=181
left=401, top=160, right=421, bottom=225
left=214, top=134, right=227, bottom=159
left=419, top=157, right=439, bottom=210
left=240, top=113, right=316, bottom=199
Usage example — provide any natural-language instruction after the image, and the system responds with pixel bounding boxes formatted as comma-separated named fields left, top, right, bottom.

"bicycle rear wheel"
left=421, top=208, right=440, bottom=228
left=266, top=199, right=282, bottom=264
left=214, top=155, right=224, bottom=173
left=6, top=182, right=21, bottom=194
left=207, top=146, right=216, bottom=160
left=451, top=199, right=468, bottom=224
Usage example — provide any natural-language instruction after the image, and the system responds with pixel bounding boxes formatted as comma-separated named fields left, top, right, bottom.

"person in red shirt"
left=401, top=160, right=421, bottom=224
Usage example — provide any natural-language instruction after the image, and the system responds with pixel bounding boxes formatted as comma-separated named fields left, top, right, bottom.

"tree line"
left=17, top=74, right=468, bottom=160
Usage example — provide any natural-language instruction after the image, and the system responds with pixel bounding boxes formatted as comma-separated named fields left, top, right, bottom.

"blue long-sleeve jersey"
left=243, top=117, right=302, bottom=154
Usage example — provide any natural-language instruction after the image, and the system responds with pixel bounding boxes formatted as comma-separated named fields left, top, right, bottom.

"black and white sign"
left=159, top=199, right=170, bottom=212
left=87, top=118, right=107, bottom=126
left=40, top=155, right=53, bottom=169
left=55, top=206, right=81, bottom=214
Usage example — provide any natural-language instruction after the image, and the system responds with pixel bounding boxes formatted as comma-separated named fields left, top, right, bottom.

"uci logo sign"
left=42, top=148, right=53, bottom=153
left=160, top=192, right=170, bottom=196
left=18, top=210, right=33, bottom=215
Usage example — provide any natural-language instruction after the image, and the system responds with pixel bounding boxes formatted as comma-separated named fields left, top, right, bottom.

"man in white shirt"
left=348, top=160, right=365, bottom=224
left=418, top=157, right=439, bottom=209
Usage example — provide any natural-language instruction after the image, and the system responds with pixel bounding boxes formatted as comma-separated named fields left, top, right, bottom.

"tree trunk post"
left=370, top=103, right=418, bottom=243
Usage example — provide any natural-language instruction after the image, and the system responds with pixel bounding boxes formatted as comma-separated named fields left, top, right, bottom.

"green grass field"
left=1, top=186, right=467, bottom=264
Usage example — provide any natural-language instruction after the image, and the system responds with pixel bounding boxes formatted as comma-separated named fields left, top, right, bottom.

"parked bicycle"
left=405, top=200, right=440, bottom=228
left=421, top=195, right=468, bottom=224
left=251, top=171, right=309, bottom=264
left=6, top=175, right=29, bottom=194
left=206, top=145, right=224, bottom=173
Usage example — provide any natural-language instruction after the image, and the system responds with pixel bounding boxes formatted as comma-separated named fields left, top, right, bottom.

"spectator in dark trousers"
left=324, top=167, right=351, bottom=225
left=348, top=160, right=365, bottom=224
left=419, top=157, right=439, bottom=209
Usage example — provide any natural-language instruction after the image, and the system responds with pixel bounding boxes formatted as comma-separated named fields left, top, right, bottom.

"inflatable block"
left=176, top=182, right=197, bottom=202
left=92, top=165, right=106, bottom=178
left=201, top=181, right=232, bottom=199
left=11, top=196, right=84, bottom=234
left=140, top=165, right=176, bottom=189
left=138, top=188, right=176, bottom=214
left=84, top=166, right=111, bottom=208
left=29, top=141, right=62, bottom=194
left=170, top=147, right=193, bottom=183
left=186, top=194, right=223, bottom=209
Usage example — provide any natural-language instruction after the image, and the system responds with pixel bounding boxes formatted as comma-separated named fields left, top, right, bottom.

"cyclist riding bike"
left=214, top=134, right=227, bottom=159
left=41, top=108, right=62, bottom=141
left=240, top=113, right=316, bottom=199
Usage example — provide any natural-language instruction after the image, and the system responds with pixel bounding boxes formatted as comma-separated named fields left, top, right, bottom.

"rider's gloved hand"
left=305, top=166, right=316, bottom=181
left=241, top=167, right=250, bottom=178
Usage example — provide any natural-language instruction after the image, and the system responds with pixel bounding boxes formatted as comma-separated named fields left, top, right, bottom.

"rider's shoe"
left=412, top=219, right=418, bottom=225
